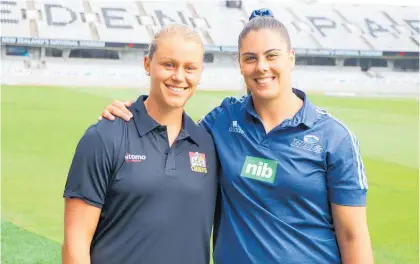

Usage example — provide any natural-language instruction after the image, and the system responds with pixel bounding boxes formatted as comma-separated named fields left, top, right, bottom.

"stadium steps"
left=134, top=1, right=146, bottom=35
left=187, top=3, right=214, bottom=45
left=239, top=4, right=249, bottom=22
left=136, top=1, right=156, bottom=42
left=25, top=1, right=39, bottom=38
left=135, top=2, right=147, bottom=17
left=363, top=70, right=384, bottom=79
left=410, top=35, right=419, bottom=46
left=82, top=0, right=99, bottom=41
left=333, top=8, right=376, bottom=50
left=285, top=7, right=323, bottom=48
left=29, top=20, right=38, bottom=38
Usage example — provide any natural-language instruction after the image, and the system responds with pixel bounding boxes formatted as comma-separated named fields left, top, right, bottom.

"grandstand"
left=1, top=0, right=419, bottom=97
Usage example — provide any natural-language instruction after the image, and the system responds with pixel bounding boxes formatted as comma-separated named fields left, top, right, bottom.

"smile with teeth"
left=166, top=84, right=188, bottom=93
left=255, top=77, right=275, bottom=85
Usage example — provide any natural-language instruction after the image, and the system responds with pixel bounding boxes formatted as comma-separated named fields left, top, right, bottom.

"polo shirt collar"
left=132, top=95, right=201, bottom=146
left=181, top=113, right=202, bottom=146
left=243, top=88, right=318, bottom=128
left=132, top=95, right=161, bottom=136
left=294, top=88, right=318, bottom=128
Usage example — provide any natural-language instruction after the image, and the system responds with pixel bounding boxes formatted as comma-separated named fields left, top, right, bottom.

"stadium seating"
left=89, top=1, right=150, bottom=43
left=242, top=2, right=322, bottom=50
left=1, top=0, right=418, bottom=97
left=336, top=4, right=419, bottom=51
left=2, top=56, right=417, bottom=97
left=2, top=58, right=150, bottom=88
left=34, top=0, right=92, bottom=40
left=0, top=1, right=31, bottom=38
left=191, top=0, right=245, bottom=47
left=1, top=0, right=418, bottom=50
left=291, top=65, right=418, bottom=96
left=284, top=4, right=371, bottom=50
left=141, top=1, right=192, bottom=31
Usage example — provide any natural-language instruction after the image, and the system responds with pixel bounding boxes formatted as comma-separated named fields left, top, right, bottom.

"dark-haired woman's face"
left=239, top=29, right=294, bottom=100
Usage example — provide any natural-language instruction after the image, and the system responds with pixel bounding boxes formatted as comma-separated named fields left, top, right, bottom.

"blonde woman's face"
left=144, top=36, right=204, bottom=109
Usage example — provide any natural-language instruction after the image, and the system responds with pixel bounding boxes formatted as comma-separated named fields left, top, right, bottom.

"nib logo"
left=125, top=153, right=146, bottom=163
left=240, top=156, right=277, bottom=183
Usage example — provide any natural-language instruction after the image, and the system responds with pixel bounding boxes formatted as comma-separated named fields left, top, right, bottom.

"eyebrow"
left=241, top=49, right=282, bottom=57
left=159, top=56, right=175, bottom=61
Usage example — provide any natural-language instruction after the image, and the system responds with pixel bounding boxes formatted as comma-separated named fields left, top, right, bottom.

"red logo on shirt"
left=189, top=152, right=207, bottom=173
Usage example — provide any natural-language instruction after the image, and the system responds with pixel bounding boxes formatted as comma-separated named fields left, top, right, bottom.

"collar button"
left=156, top=126, right=166, bottom=133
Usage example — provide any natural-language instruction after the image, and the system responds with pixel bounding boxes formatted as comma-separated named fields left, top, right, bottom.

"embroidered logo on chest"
left=240, top=156, right=277, bottom=184
left=291, top=134, right=324, bottom=153
left=229, top=120, right=244, bottom=134
left=189, top=152, right=208, bottom=173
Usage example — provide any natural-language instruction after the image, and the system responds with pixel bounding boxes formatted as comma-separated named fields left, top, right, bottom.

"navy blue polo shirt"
left=199, top=89, right=368, bottom=264
left=64, top=95, right=219, bottom=264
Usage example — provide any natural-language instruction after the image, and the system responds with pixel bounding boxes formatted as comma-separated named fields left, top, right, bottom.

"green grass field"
left=1, top=85, right=419, bottom=263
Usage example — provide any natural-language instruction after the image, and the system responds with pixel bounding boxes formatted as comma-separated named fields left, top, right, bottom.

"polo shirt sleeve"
left=212, top=184, right=222, bottom=249
left=326, top=134, right=368, bottom=206
left=63, top=124, right=114, bottom=208
left=197, top=97, right=230, bottom=132
left=197, top=108, right=223, bottom=133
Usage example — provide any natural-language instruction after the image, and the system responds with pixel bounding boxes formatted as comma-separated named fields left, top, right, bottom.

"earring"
left=146, top=72, right=150, bottom=76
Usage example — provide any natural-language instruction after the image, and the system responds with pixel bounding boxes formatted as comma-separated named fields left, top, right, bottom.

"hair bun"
left=249, top=8, right=274, bottom=21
